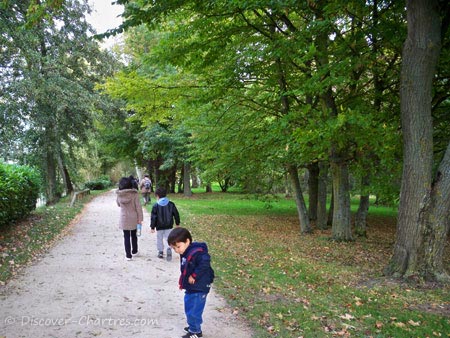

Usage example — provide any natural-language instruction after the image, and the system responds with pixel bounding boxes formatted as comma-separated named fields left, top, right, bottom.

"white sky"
left=85, top=0, right=124, bottom=48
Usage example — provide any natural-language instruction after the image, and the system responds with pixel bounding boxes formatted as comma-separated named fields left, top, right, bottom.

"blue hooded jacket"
left=179, top=242, right=215, bottom=294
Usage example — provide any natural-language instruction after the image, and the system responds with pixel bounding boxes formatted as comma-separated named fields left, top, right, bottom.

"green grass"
left=171, top=191, right=449, bottom=338
left=0, top=190, right=104, bottom=284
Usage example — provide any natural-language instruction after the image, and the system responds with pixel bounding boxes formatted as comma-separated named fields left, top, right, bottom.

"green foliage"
left=109, top=0, right=407, bottom=204
left=1, top=0, right=122, bottom=202
left=0, top=162, right=41, bottom=227
left=84, top=175, right=113, bottom=190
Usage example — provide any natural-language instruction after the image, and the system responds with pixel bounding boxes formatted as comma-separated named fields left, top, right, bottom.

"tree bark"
left=331, top=161, right=353, bottom=241
left=317, top=161, right=328, bottom=230
left=205, top=182, right=212, bottom=193
left=307, top=162, right=319, bottom=221
left=287, top=164, right=311, bottom=234
left=385, top=0, right=450, bottom=282
left=44, top=149, right=58, bottom=205
left=191, top=168, right=199, bottom=188
left=327, top=186, right=334, bottom=226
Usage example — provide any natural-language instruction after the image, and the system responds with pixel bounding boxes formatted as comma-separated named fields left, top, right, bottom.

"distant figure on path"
left=139, top=174, right=152, bottom=205
left=116, top=176, right=143, bottom=261
left=168, top=227, right=215, bottom=338
left=150, top=187, right=180, bottom=259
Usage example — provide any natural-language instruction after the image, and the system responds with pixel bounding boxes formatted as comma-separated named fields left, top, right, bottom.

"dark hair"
left=118, top=177, right=133, bottom=190
left=155, top=187, right=167, bottom=198
left=129, top=175, right=138, bottom=189
left=168, top=227, right=192, bottom=246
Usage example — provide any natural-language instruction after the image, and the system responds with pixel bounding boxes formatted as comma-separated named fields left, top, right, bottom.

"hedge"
left=0, top=162, right=41, bottom=227
left=83, top=175, right=113, bottom=190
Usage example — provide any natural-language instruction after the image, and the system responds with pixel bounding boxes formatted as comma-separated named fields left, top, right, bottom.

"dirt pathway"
left=0, top=191, right=253, bottom=338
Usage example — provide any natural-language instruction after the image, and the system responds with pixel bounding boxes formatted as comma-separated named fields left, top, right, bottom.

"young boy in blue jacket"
left=168, top=227, right=215, bottom=338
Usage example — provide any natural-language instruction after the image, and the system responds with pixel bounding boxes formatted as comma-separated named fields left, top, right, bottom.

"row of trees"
left=100, top=0, right=449, bottom=281
left=1, top=1, right=449, bottom=282
left=0, top=0, right=120, bottom=203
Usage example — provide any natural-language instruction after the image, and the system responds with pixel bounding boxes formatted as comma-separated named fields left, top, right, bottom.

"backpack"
left=144, top=180, right=151, bottom=190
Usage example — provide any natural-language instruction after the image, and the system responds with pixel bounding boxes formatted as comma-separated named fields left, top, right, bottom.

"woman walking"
left=116, top=176, right=143, bottom=260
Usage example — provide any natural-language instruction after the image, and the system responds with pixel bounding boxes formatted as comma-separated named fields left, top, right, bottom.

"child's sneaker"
left=181, top=332, right=202, bottom=338
left=157, top=251, right=164, bottom=258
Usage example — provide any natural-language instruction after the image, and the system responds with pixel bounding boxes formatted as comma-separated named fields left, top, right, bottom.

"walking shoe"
left=126, top=257, right=132, bottom=261
left=181, top=332, right=202, bottom=338
left=157, top=251, right=164, bottom=258
left=132, top=251, right=139, bottom=256
left=167, top=248, right=172, bottom=256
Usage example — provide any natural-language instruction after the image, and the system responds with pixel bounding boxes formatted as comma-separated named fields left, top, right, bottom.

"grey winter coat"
left=116, top=189, right=143, bottom=230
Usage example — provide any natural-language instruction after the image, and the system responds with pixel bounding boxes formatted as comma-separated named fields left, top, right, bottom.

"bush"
left=0, top=162, right=41, bottom=227
left=84, top=175, right=112, bottom=190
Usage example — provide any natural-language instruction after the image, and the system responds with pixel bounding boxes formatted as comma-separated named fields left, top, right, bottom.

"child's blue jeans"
left=184, top=292, right=208, bottom=333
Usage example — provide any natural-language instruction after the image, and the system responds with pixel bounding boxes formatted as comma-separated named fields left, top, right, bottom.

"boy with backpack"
left=150, top=187, right=180, bottom=258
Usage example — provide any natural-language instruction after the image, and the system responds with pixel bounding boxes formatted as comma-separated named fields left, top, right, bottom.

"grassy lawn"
left=172, top=190, right=450, bottom=338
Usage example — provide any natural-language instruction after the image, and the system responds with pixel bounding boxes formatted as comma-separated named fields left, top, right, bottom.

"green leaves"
left=0, top=162, right=41, bottom=227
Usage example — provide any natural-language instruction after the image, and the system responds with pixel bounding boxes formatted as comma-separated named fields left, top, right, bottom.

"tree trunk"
left=419, top=144, right=450, bottom=280
left=56, top=150, right=73, bottom=195
left=307, top=162, right=319, bottom=221
left=331, top=161, right=353, bottom=241
left=313, top=2, right=352, bottom=241
left=191, top=168, right=199, bottom=188
left=44, top=149, right=58, bottom=205
left=317, top=161, right=328, bottom=230
left=355, top=174, right=370, bottom=237
left=327, top=187, right=334, bottom=226
left=385, top=0, right=450, bottom=282
left=205, top=182, right=212, bottom=193
left=287, top=164, right=311, bottom=234
left=183, top=162, right=193, bottom=197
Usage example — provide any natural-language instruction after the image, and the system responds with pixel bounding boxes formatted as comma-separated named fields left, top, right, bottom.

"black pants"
left=123, top=230, right=138, bottom=258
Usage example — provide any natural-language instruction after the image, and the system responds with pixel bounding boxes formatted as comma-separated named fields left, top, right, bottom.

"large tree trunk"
left=385, top=0, right=450, bottom=282
left=316, top=161, right=328, bottom=230
left=307, top=162, right=319, bottom=221
left=330, top=161, right=353, bottom=241
left=287, top=164, right=311, bottom=234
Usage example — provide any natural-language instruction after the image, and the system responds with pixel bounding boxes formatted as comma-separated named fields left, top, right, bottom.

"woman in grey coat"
left=116, top=176, right=144, bottom=260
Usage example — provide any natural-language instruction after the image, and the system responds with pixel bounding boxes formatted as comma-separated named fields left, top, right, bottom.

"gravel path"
left=0, top=190, right=253, bottom=338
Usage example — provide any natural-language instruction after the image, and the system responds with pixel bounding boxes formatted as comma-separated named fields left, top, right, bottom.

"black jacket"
left=150, top=198, right=180, bottom=230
